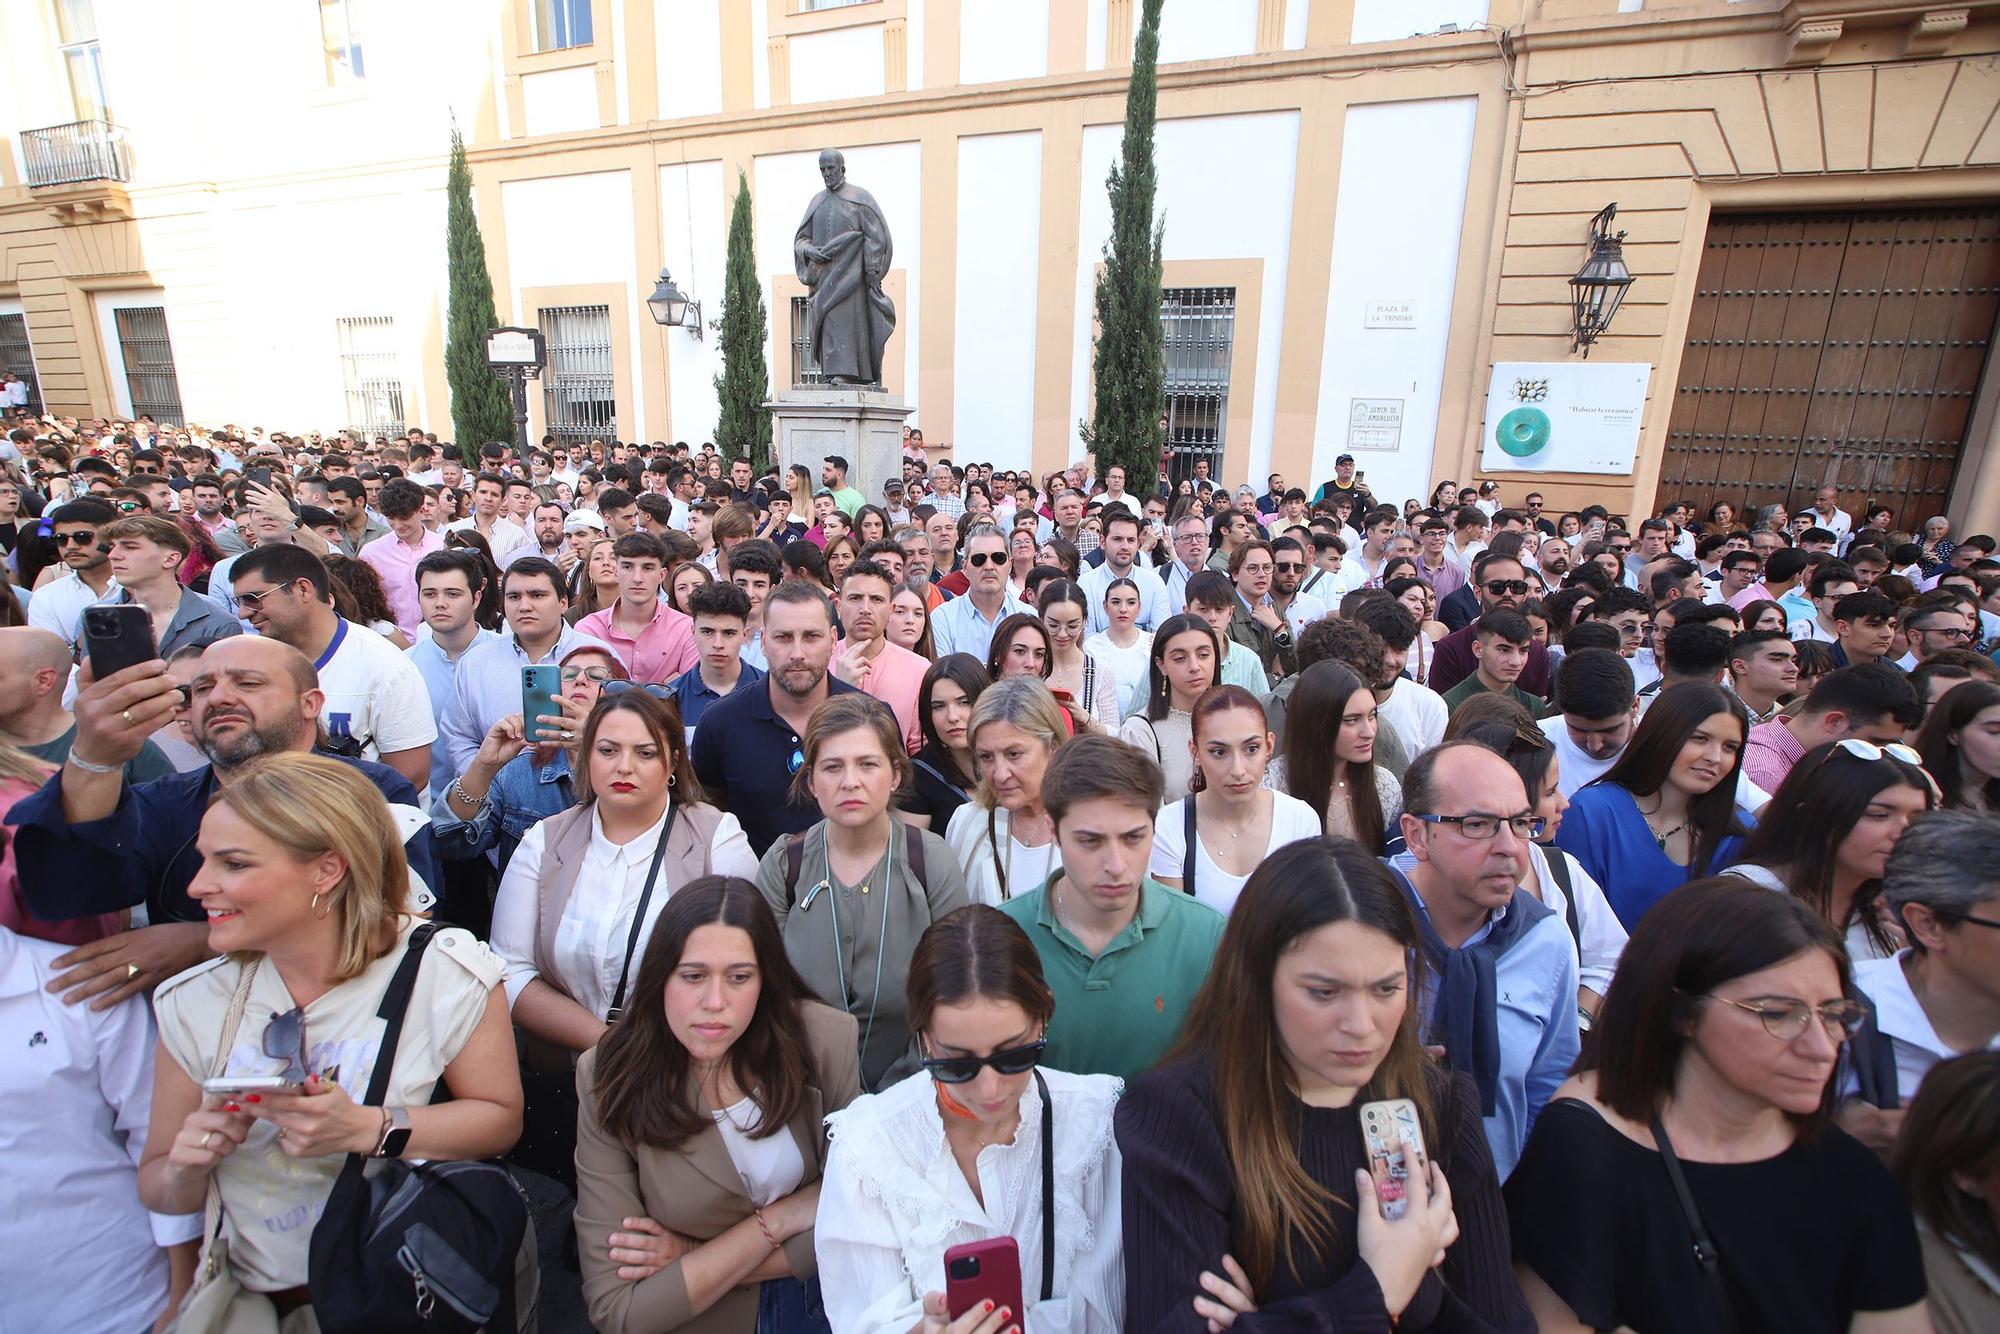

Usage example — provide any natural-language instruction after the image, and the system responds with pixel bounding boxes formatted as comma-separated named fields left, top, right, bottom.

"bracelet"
left=65, top=750, right=120, bottom=775
left=370, top=1105, right=393, bottom=1156
left=449, top=776, right=487, bottom=808
left=751, top=1207, right=782, bottom=1251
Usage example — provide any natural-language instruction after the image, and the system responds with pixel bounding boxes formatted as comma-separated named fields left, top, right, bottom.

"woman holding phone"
left=1116, top=838, right=1529, bottom=1331
left=574, top=876, right=861, bottom=1334
left=815, top=906, right=1124, bottom=1333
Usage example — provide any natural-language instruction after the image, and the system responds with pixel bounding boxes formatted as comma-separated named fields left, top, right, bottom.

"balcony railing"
left=21, top=120, right=129, bottom=187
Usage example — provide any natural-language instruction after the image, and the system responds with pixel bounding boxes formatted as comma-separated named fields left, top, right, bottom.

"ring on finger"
left=276, top=1127, right=288, bottom=1140
left=121, top=708, right=135, bottom=725
left=126, top=962, right=139, bottom=979
left=560, top=730, right=575, bottom=741
left=201, top=1131, right=217, bottom=1150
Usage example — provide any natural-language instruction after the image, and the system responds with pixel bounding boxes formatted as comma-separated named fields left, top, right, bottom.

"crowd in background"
left=2, top=406, right=1997, bottom=1333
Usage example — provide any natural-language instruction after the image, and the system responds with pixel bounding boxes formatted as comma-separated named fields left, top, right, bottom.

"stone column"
left=765, top=386, right=913, bottom=510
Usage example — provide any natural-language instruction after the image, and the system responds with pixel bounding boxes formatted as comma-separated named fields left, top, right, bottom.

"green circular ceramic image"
left=1496, top=406, right=1552, bottom=458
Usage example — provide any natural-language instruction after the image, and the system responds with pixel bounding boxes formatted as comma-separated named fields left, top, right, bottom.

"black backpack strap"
left=1544, top=848, right=1580, bottom=947
left=608, top=802, right=679, bottom=1021
left=327, top=924, right=439, bottom=1198
left=1182, top=797, right=1197, bottom=895
left=904, top=820, right=926, bottom=886
left=784, top=833, right=806, bottom=902
left=1649, top=1116, right=1736, bottom=1334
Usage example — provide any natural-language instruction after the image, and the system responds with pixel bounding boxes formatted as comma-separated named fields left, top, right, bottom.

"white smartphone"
left=1359, top=1097, right=1429, bottom=1221
left=202, top=1075, right=304, bottom=1097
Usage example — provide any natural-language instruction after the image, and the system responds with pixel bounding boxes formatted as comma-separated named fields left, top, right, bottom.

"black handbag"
left=308, top=925, right=530, bottom=1331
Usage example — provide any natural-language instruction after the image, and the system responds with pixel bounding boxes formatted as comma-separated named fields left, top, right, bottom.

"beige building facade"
left=3, top=0, right=2000, bottom=526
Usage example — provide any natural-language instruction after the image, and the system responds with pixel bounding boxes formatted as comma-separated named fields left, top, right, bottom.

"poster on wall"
left=1478, top=361, right=1652, bottom=475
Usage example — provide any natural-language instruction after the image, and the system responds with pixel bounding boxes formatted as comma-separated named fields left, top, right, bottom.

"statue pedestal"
left=766, top=386, right=911, bottom=513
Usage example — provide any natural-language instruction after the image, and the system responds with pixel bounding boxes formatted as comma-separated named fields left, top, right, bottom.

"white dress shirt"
left=1525, top=842, right=1627, bottom=999
left=25, top=569, right=117, bottom=647
left=1845, top=951, right=2000, bottom=1100
left=1077, top=560, right=1167, bottom=634
left=816, top=1067, right=1125, bottom=1334
left=491, top=800, right=757, bottom=1015
left=0, top=927, right=201, bottom=1330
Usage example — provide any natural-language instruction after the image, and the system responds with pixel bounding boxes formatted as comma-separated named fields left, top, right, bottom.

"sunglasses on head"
left=922, top=1039, right=1047, bottom=1085
left=600, top=680, right=674, bottom=703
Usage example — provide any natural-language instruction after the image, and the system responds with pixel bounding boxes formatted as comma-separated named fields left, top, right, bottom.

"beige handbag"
left=164, top=960, right=298, bottom=1334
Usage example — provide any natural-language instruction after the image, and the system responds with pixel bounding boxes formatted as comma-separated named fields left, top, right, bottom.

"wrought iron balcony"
left=21, top=119, right=129, bottom=187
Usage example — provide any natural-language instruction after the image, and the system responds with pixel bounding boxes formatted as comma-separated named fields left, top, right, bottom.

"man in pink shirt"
left=359, top=477, right=444, bottom=638
left=830, top=558, right=926, bottom=753
left=575, top=532, right=697, bottom=684
left=1740, top=663, right=1922, bottom=793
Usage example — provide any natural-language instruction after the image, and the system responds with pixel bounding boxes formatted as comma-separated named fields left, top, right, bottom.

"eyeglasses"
left=233, top=585, right=291, bottom=609
left=53, top=530, right=98, bottom=546
left=1912, top=624, right=1973, bottom=641
left=1408, top=812, right=1546, bottom=840
left=966, top=550, right=1006, bottom=567
left=561, top=665, right=615, bottom=684
left=1483, top=580, right=1530, bottom=596
left=600, top=681, right=674, bottom=703
left=1692, top=992, right=1866, bottom=1042
left=922, top=1039, right=1047, bottom=1085
left=1935, top=908, right=2000, bottom=932
left=263, top=1005, right=311, bottom=1083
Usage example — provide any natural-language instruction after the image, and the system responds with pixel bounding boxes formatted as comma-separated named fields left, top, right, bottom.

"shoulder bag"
left=1648, top=1115, right=1737, bottom=1334
left=308, top=925, right=531, bottom=1333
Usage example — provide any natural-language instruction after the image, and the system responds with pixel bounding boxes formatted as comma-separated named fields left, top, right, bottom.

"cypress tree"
left=1089, top=0, right=1167, bottom=487
left=714, top=170, right=771, bottom=472
left=443, top=124, right=513, bottom=461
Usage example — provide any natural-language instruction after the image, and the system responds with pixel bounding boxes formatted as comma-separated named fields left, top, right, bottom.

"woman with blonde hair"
left=755, top=694, right=967, bottom=1092
left=946, top=676, right=1069, bottom=906
left=140, top=754, right=526, bottom=1326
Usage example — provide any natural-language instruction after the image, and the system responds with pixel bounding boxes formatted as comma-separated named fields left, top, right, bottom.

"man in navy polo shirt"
left=690, top=581, right=862, bottom=854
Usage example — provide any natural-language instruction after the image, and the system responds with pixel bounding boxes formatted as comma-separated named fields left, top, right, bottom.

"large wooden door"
left=1658, top=209, right=2000, bottom=527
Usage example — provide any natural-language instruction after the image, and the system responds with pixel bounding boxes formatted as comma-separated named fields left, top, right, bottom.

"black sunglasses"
left=1483, top=579, right=1530, bottom=596
left=263, top=1005, right=310, bottom=1083
left=54, top=530, right=98, bottom=546
left=966, top=550, right=1006, bottom=567
left=922, top=1039, right=1047, bottom=1084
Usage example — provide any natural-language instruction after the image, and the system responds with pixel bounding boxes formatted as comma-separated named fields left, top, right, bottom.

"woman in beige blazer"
left=576, top=874, right=862, bottom=1334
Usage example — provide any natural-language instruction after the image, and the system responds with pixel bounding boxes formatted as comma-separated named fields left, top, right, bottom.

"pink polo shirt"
left=576, top=600, right=698, bottom=685
left=1742, top=716, right=1808, bottom=795
left=358, top=528, right=445, bottom=638
left=836, top=637, right=928, bottom=754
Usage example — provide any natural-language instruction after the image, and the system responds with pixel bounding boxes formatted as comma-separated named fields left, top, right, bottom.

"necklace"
left=1637, top=800, right=1689, bottom=851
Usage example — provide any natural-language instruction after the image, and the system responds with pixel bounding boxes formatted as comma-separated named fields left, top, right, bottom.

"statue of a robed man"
left=793, top=149, right=896, bottom=385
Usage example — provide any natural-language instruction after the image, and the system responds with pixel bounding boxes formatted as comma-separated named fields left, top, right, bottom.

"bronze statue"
left=793, top=148, right=895, bottom=386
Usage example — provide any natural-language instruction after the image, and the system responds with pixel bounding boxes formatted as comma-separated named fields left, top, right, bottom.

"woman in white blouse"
left=1150, top=685, right=1322, bottom=915
left=816, top=905, right=1124, bottom=1334
left=1081, top=578, right=1152, bottom=718
left=947, top=678, right=1069, bottom=906
left=1037, top=581, right=1122, bottom=731
left=491, top=690, right=756, bottom=1178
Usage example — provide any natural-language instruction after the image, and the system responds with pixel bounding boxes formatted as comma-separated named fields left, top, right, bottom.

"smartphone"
left=521, top=664, right=563, bottom=743
left=245, top=466, right=274, bottom=490
left=1360, top=1097, right=1429, bottom=1222
left=202, top=1075, right=304, bottom=1097
left=83, top=604, right=158, bottom=680
left=944, top=1237, right=1023, bottom=1323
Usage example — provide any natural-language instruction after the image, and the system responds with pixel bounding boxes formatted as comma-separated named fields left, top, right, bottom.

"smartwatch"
left=374, top=1105, right=412, bottom=1159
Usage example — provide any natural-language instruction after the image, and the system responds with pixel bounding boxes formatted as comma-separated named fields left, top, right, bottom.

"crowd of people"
left=2, top=409, right=1997, bottom=1333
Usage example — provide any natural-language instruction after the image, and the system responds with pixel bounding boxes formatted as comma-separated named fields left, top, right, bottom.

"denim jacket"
left=430, top=749, right=575, bottom=875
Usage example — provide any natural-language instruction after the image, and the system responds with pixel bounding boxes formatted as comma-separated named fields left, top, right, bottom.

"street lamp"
left=1569, top=202, right=1633, bottom=358
left=647, top=267, right=702, bottom=340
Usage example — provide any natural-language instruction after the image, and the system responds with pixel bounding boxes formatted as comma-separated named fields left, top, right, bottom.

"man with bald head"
left=0, top=626, right=174, bottom=784
left=1384, top=739, right=1580, bottom=1179
left=6, top=635, right=436, bottom=1010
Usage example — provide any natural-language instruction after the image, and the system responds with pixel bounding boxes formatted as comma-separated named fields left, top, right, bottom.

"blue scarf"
left=1387, top=861, right=1552, bottom=1116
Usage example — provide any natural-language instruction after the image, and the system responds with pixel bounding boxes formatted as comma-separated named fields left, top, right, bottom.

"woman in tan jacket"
left=576, top=874, right=861, bottom=1334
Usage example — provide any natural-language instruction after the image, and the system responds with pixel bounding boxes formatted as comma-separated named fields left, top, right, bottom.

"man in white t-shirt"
left=1352, top=597, right=1448, bottom=754
left=228, top=543, right=437, bottom=792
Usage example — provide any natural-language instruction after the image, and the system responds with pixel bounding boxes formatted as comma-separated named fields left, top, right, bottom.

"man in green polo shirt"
left=1441, top=608, right=1549, bottom=720
left=999, top=734, right=1224, bottom=1080
left=821, top=454, right=866, bottom=517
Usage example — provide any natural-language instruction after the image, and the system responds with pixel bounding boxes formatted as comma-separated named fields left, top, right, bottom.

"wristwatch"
left=373, top=1105, right=412, bottom=1159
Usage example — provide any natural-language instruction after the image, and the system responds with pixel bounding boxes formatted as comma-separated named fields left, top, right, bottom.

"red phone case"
left=944, top=1236, right=1024, bottom=1322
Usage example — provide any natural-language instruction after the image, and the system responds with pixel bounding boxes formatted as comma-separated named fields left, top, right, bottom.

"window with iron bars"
left=788, top=296, right=825, bottom=388
left=1161, top=286, right=1236, bottom=486
left=0, top=314, right=45, bottom=417
left=336, top=316, right=404, bottom=438
left=539, top=304, right=617, bottom=443
left=113, top=305, right=184, bottom=426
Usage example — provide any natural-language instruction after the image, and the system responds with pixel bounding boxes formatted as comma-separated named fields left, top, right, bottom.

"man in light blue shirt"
left=930, top=523, right=1029, bottom=662
left=440, top=557, right=611, bottom=772
left=1078, top=508, right=1166, bottom=633
left=1386, top=740, right=1579, bottom=1180
left=405, top=549, right=499, bottom=797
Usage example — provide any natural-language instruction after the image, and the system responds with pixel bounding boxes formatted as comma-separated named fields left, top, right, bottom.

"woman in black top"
left=1116, top=838, right=1532, bottom=1332
left=895, top=654, right=990, bottom=831
left=1505, top=878, right=1930, bottom=1333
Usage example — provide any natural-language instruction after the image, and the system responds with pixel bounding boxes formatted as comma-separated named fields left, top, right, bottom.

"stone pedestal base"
left=766, top=387, right=911, bottom=512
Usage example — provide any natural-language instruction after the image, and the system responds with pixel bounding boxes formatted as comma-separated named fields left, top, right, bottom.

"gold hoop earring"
left=311, top=891, right=331, bottom=920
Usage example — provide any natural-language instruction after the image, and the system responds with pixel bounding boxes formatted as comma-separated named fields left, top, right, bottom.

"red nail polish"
left=983, top=1301, right=994, bottom=1313
left=244, top=1094, right=262, bottom=1104
left=223, top=1102, right=240, bottom=1112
